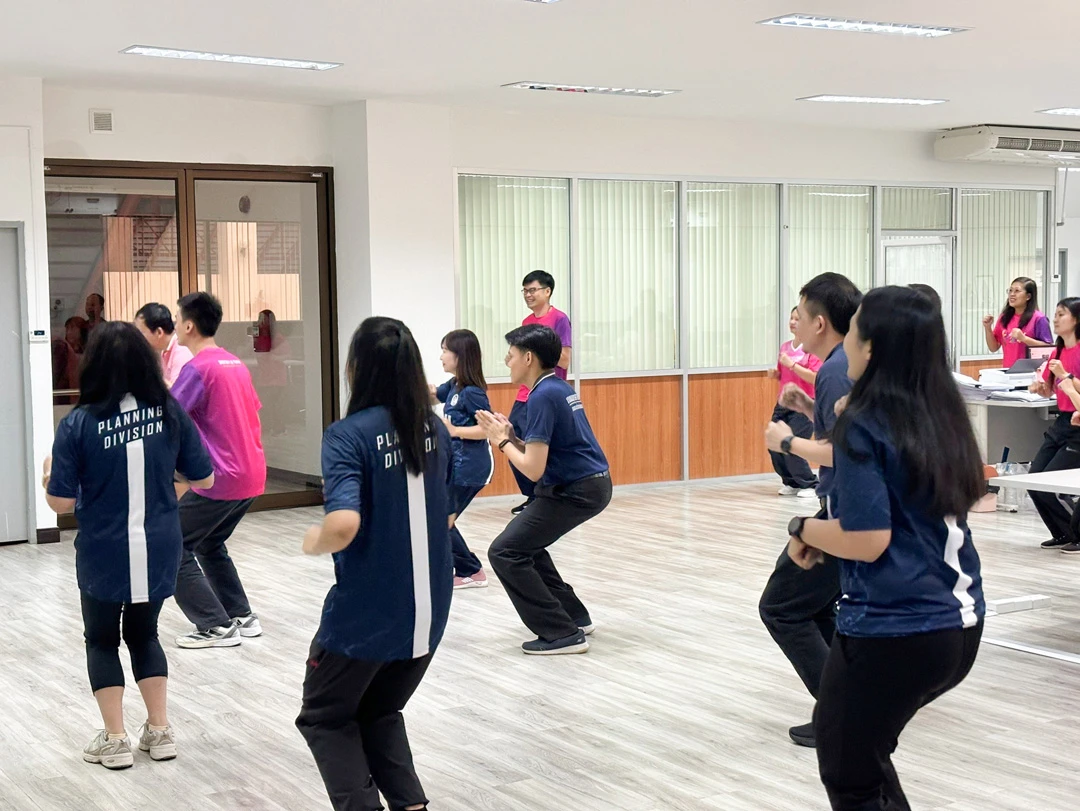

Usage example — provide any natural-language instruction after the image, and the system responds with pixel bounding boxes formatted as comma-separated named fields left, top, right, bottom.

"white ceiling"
left=5, top=0, right=1080, bottom=132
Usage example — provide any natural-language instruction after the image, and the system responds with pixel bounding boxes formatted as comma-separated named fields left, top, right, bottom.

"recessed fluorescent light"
left=503, top=81, right=679, bottom=98
left=809, top=192, right=870, bottom=198
left=759, top=15, right=967, bottom=38
left=122, top=45, right=341, bottom=71
left=800, top=94, right=946, bottom=106
left=1039, top=108, right=1080, bottom=116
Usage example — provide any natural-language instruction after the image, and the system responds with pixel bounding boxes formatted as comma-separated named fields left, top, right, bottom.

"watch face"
left=787, top=516, right=804, bottom=537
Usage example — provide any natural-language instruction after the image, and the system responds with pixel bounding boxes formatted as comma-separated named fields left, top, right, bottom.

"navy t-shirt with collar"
left=48, top=396, right=212, bottom=604
left=436, top=379, right=494, bottom=488
left=317, top=406, right=454, bottom=662
left=812, top=343, right=853, bottom=499
left=523, top=375, right=608, bottom=487
left=831, top=412, right=985, bottom=637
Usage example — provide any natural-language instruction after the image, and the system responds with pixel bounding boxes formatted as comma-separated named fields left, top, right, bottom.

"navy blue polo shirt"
left=317, top=407, right=453, bottom=662
left=831, top=413, right=985, bottom=637
left=523, top=375, right=609, bottom=487
left=48, top=396, right=212, bottom=604
left=436, top=379, right=494, bottom=488
left=813, top=343, right=853, bottom=499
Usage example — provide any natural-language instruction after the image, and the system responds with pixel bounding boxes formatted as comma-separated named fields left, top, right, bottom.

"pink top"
left=516, top=306, right=572, bottom=403
left=161, top=333, right=194, bottom=389
left=994, top=311, right=1053, bottom=369
left=171, top=346, right=267, bottom=501
left=1042, top=344, right=1080, bottom=412
left=777, top=340, right=822, bottom=398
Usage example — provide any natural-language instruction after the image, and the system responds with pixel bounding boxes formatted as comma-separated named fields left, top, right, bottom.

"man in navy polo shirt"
left=761, top=272, right=862, bottom=749
left=477, top=325, right=611, bottom=656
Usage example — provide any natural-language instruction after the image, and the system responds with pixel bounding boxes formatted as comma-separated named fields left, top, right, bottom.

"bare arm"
left=302, top=510, right=361, bottom=556
left=559, top=347, right=571, bottom=373
left=801, top=518, right=891, bottom=563
left=984, top=319, right=1001, bottom=352
left=790, top=364, right=818, bottom=386
left=787, top=437, right=833, bottom=468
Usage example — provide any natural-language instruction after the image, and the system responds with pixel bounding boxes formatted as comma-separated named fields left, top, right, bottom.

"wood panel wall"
left=579, top=376, right=682, bottom=485
left=689, top=372, right=776, bottom=479
left=479, top=382, right=521, bottom=497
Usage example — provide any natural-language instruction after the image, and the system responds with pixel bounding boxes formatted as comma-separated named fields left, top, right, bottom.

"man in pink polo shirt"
left=170, top=292, right=267, bottom=650
left=134, top=302, right=193, bottom=388
left=508, top=270, right=572, bottom=514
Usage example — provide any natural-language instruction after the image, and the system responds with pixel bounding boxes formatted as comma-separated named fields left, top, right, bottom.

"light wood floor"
left=2, top=479, right=1080, bottom=810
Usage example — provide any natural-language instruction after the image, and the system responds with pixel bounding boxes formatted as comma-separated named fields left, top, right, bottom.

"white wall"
left=43, top=85, right=332, bottom=166
left=0, top=78, right=53, bottom=535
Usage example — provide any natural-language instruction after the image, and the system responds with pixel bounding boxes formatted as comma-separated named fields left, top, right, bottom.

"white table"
left=965, top=398, right=1054, bottom=465
left=990, top=469, right=1080, bottom=495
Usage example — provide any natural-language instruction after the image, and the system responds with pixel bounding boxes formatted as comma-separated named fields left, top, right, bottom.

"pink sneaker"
left=453, top=569, right=489, bottom=590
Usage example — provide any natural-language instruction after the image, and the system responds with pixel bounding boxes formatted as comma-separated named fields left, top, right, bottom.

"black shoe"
left=788, top=722, right=815, bottom=748
left=521, top=630, right=589, bottom=656
left=573, top=615, right=596, bottom=635
left=1041, top=537, right=1070, bottom=549
left=1061, top=541, right=1080, bottom=554
left=511, top=498, right=534, bottom=515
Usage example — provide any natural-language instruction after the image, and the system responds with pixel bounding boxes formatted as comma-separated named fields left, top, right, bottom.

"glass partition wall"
left=45, top=162, right=336, bottom=524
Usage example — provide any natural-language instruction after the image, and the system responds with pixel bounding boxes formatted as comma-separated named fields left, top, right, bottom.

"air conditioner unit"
left=935, top=125, right=1080, bottom=166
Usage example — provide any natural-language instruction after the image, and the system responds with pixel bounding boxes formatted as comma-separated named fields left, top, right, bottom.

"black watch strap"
left=780, top=435, right=795, bottom=455
left=788, top=515, right=807, bottom=540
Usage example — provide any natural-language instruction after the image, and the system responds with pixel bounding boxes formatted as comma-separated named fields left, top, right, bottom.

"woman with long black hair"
left=1025, top=297, right=1080, bottom=550
left=44, top=322, right=213, bottom=769
left=432, top=329, right=494, bottom=588
left=296, top=317, right=452, bottom=811
left=982, top=276, right=1053, bottom=367
left=786, top=286, right=985, bottom=810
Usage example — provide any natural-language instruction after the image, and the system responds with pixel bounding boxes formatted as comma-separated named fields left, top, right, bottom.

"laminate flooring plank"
left=2, top=481, right=1080, bottom=809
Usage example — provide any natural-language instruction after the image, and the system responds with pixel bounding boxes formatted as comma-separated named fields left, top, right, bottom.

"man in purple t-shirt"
left=509, top=270, right=572, bottom=514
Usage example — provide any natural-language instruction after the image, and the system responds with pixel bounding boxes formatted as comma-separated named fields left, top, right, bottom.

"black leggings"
left=81, top=592, right=168, bottom=692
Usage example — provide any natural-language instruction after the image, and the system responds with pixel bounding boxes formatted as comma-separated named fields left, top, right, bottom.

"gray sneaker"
left=138, top=722, right=177, bottom=761
left=83, top=730, right=134, bottom=769
left=232, top=613, right=263, bottom=638
left=175, top=624, right=241, bottom=649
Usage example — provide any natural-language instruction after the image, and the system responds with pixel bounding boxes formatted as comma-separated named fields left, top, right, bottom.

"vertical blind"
left=458, top=175, right=570, bottom=379
left=787, top=185, right=873, bottom=307
left=882, top=187, right=953, bottom=231
left=958, top=189, right=1047, bottom=357
left=578, top=180, right=678, bottom=373
left=686, top=183, right=779, bottom=368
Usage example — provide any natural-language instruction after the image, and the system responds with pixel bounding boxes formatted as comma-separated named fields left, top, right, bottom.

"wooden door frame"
left=45, top=159, right=338, bottom=517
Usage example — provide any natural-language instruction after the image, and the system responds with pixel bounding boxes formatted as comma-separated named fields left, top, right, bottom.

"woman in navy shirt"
left=786, top=287, right=984, bottom=810
left=297, top=317, right=452, bottom=811
left=45, top=322, right=213, bottom=770
left=432, top=329, right=494, bottom=589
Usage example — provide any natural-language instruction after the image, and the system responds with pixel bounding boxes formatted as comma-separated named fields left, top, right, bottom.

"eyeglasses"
left=522, top=286, right=549, bottom=295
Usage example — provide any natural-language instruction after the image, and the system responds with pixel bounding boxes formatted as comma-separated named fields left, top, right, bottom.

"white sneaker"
left=797, top=489, right=818, bottom=499
left=176, top=624, right=241, bottom=649
left=778, top=485, right=799, bottom=496
left=83, top=730, right=134, bottom=770
left=232, top=613, right=263, bottom=638
left=138, top=722, right=177, bottom=761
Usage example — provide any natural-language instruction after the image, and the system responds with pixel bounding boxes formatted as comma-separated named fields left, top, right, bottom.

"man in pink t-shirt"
left=768, top=307, right=822, bottom=498
left=134, top=302, right=194, bottom=388
left=170, top=292, right=267, bottom=650
left=508, top=270, right=572, bottom=513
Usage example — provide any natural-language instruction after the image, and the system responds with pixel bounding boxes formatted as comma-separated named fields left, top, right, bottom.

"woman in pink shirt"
left=769, top=308, right=823, bottom=499
left=983, top=277, right=1053, bottom=368
left=1026, top=297, right=1080, bottom=551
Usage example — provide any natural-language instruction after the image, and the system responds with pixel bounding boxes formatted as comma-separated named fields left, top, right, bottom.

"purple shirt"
left=516, top=306, right=572, bottom=403
left=172, top=346, right=266, bottom=501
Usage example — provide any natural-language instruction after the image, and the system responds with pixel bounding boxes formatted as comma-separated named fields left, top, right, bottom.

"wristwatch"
left=788, top=515, right=807, bottom=540
left=780, top=435, right=795, bottom=455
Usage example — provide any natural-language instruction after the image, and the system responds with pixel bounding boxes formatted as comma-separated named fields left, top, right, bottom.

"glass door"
left=193, top=177, right=328, bottom=502
left=883, top=235, right=955, bottom=335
